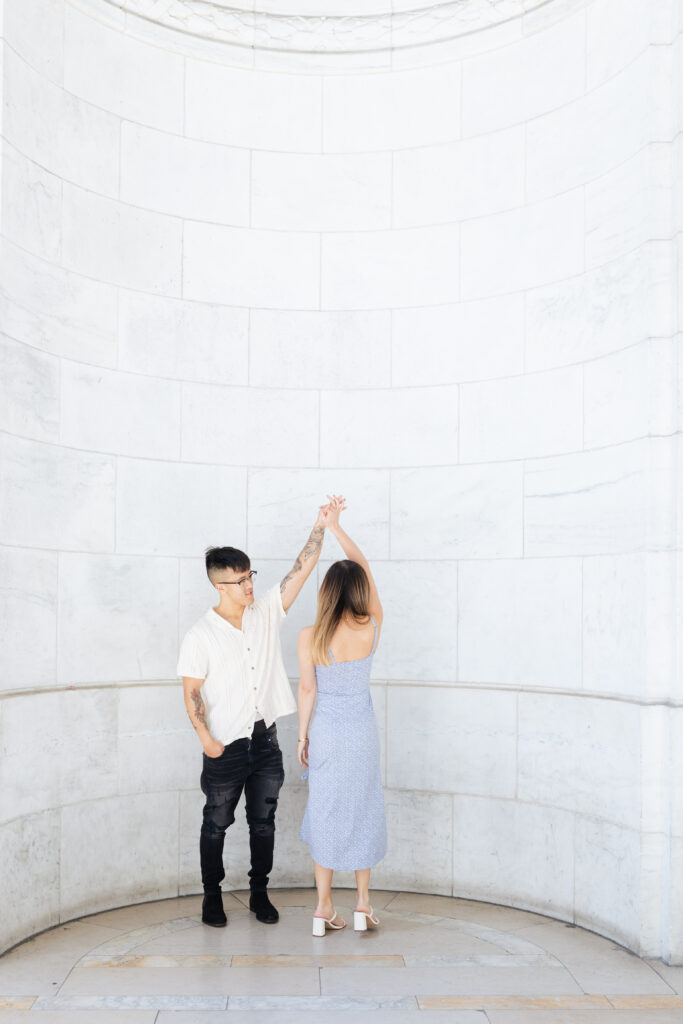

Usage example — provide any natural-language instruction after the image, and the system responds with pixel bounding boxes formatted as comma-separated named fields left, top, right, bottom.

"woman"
left=297, top=494, right=387, bottom=936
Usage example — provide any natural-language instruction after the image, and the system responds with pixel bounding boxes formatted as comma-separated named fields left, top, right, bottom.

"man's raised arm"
left=279, top=505, right=327, bottom=612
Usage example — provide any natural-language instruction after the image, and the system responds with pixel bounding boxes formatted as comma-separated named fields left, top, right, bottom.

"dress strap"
left=370, top=616, right=378, bottom=654
left=327, top=647, right=336, bottom=664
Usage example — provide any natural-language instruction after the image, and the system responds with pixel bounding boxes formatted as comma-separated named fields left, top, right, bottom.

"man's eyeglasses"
left=216, top=570, right=257, bottom=587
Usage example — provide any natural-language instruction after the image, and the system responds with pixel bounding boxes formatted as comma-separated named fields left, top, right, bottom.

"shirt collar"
left=207, top=606, right=248, bottom=633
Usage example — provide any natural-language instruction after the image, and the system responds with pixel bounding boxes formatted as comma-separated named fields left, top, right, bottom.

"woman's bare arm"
left=324, top=496, right=383, bottom=621
left=296, top=627, right=317, bottom=766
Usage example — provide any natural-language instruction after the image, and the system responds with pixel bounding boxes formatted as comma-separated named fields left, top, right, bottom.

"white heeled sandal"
left=353, top=907, right=379, bottom=931
left=312, top=911, right=346, bottom=936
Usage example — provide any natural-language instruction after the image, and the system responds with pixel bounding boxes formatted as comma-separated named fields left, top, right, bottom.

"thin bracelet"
left=297, top=737, right=308, bottom=742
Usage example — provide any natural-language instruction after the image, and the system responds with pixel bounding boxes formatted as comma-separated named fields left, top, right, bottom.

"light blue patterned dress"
left=300, top=617, right=387, bottom=870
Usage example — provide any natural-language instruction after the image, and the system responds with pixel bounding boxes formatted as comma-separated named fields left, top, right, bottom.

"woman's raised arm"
left=324, top=495, right=382, bottom=621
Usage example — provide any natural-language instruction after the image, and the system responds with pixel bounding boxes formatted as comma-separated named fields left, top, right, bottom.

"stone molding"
left=93, top=0, right=553, bottom=53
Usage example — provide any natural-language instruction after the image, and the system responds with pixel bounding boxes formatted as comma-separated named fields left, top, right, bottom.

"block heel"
left=312, top=910, right=345, bottom=936
left=354, top=907, right=379, bottom=931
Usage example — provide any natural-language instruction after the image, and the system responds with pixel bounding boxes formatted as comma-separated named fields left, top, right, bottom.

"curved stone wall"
left=0, top=0, right=681, bottom=962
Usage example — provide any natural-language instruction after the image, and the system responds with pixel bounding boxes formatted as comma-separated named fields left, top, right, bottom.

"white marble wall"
left=0, top=0, right=681, bottom=964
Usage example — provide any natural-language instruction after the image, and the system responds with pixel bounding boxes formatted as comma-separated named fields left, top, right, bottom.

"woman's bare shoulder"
left=297, top=625, right=315, bottom=665
left=298, top=624, right=314, bottom=639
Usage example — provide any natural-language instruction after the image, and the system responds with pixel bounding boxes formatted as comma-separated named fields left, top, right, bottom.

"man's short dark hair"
left=205, top=546, right=250, bottom=582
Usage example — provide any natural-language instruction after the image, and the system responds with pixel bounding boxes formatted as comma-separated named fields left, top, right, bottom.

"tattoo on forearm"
left=301, top=525, right=324, bottom=561
left=280, top=566, right=298, bottom=594
left=190, top=688, right=207, bottom=729
left=281, top=526, right=324, bottom=594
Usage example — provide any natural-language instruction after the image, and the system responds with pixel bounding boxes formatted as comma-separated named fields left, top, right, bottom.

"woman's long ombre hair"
left=311, top=560, right=371, bottom=666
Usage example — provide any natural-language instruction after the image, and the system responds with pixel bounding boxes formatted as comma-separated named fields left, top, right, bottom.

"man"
left=178, top=504, right=328, bottom=927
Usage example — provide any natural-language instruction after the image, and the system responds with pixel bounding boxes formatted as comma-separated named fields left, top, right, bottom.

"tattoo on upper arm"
left=280, top=525, right=324, bottom=594
left=190, top=688, right=207, bottom=729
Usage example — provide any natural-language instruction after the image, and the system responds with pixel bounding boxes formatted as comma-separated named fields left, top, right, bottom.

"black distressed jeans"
left=199, top=719, right=285, bottom=894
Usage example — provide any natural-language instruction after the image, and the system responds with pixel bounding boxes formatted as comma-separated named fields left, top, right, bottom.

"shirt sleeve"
left=177, top=630, right=209, bottom=679
left=268, top=582, right=287, bottom=623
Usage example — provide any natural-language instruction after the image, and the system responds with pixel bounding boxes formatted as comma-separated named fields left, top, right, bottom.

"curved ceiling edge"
left=74, top=0, right=580, bottom=60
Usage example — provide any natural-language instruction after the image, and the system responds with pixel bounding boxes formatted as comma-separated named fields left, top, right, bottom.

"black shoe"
left=249, top=890, right=279, bottom=924
left=202, top=892, right=227, bottom=927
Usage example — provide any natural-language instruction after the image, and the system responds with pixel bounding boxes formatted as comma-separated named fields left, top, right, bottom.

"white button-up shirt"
left=177, top=583, right=296, bottom=746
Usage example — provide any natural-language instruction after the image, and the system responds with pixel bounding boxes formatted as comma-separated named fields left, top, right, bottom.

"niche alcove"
left=1, top=0, right=681, bottom=964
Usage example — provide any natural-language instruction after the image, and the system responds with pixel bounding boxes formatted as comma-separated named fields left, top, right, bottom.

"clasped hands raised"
left=316, top=493, right=347, bottom=529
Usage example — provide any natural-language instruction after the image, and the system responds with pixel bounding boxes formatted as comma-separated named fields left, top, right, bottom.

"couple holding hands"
left=178, top=495, right=386, bottom=936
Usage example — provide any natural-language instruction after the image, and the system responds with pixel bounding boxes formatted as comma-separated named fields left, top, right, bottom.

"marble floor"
left=1, top=889, right=682, bottom=1023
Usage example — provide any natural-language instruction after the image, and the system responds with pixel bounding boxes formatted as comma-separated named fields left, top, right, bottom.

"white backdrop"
left=0, top=0, right=681, bottom=963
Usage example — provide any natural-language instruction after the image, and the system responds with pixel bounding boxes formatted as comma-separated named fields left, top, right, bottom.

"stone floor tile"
left=133, top=907, right=495, bottom=959
left=561, top=956, right=674, bottom=995
left=321, top=964, right=581, bottom=997
left=385, top=893, right=556, bottom=930
left=514, top=921, right=629, bottom=957
left=230, top=887, right=398, bottom=910
left=0, top=1012, right=157, bottom=1023
left=419, top=995, right=611, bottom=1009
left=81, top=896, right=207, bottom=930
left=486, top=1012, right=683, bottom=1023
left=87, top=918, right=200, bottom=958
left=157, top=1012, right=486, bottom=1023
left=608, top=995, right=683, bottom=1008
left=231, top=954, right=404, bottom=967
left=433, top=917, right=548, bottom=956
left=0, top=972, right=64, bottom=999
left=32, top=995, right=227, bottom=1010
left=403, top=953, right=557, bottom=967
left=81, top=954, right=234, bottom=968
left=3, top=920, right=123, bottom=957
left=0, top=921, right=124, bottom=995
left=227, top=995, right=418, bottom=1010
left=57, top=965, right=319, bottom=996
left=645, top=959, right=683, bottom=994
